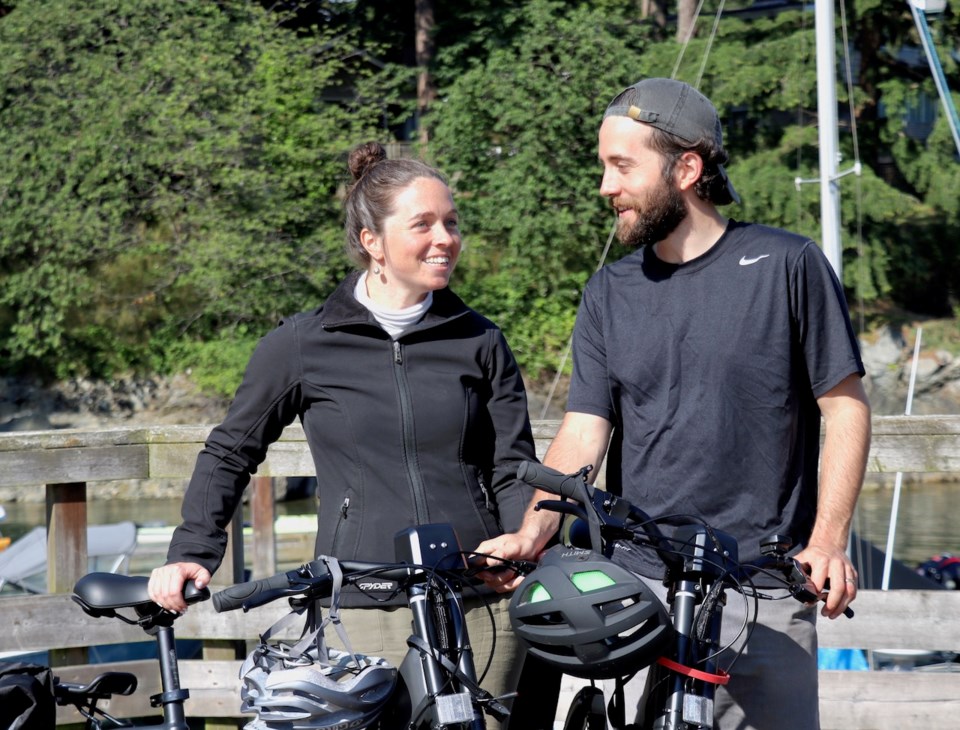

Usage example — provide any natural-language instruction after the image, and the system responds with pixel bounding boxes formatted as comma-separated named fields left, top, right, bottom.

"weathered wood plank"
left=0, top=429, right=153, bottom=451
left=54, top=659, right=160, bottom=725
left=251, top=476, right=277, bottom=579
left=46, top=482, right=89, bottom=667
left=0, top=444, right=150, bottom=487
left=52, top=660, right=960, bottom=726
left=0, top=592, right=299, bottom=652
left=7, top=587, right=955, bottom=657
left=0, top=593, right=147, bottom=652
left=819, top=671, right=960, bottom=730
left=1, top=415, right=958, bottom=486
left=53, top=659, right=246, bottom=723
left=817, top=590, right=960, bottom=651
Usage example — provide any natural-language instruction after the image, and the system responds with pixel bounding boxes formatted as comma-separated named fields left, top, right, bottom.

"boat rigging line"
left=908, top=0, right=960, bottom=159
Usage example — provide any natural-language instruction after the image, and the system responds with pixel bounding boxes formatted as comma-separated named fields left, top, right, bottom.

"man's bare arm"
left=474, top=412, right=612, bottom=591
left=795, top=373, right=871, bottom=619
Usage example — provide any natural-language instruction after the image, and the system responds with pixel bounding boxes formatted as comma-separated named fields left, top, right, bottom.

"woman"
left=148, top=141, right=536, bottom=717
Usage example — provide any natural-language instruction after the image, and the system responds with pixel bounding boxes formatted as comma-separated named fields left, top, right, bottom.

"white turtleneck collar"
left=354, top=273, right=433, bottom=339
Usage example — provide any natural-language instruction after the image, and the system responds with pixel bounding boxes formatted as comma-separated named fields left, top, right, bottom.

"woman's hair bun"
left=348, top=141, right=388, bottom=182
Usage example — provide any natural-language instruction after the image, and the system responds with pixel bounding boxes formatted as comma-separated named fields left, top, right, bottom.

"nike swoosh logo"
left=739, top=254, right=770, bottom=266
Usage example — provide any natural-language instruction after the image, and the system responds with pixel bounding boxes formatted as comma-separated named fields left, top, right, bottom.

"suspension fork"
left=406, top=582, right=486, bottom=729
left=650, top=525, right=736, bottom=730
left=651, top=575, right=707, bottom=730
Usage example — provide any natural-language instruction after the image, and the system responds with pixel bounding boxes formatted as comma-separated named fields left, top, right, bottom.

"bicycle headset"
left=238, top=555, right=397, bottom=729
left=509, top=545, right=674, bottom=679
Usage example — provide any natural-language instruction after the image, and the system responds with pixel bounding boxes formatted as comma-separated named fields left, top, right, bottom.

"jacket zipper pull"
left=393, top=341, right=402, bottom=365
left=340, top=497, right=350, bottom=518
left=478, top=473, right=493, bottom=510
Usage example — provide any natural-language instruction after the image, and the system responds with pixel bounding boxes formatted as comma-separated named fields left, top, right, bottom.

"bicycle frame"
left=641, top=525, right=739, bottom=730
left=62, top=523, right=507, bottom=729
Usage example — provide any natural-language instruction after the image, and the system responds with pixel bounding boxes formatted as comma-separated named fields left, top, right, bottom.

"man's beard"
left=616, top=181, right=688, bottom=248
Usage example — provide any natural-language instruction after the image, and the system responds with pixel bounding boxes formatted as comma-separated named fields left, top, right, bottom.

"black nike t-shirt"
left=567, top=220, right=864, bottom=579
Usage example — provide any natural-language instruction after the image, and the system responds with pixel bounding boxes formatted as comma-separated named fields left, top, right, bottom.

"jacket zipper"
left=332, top=496, right=350, bottom=547
left=477, top=471, right=493, bottom=511
left=392, top=340, right=430, bottom=524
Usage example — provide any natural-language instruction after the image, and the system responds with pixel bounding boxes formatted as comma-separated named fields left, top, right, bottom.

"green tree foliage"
left=1, top=0, right=958, bottom=391
left=431, top=0, right=653, bottom=378
left=433, top=1, right=959, bottom=379
left=0, top=0, right=411, bottom=386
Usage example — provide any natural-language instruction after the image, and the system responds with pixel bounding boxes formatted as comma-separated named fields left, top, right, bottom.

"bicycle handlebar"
left=212, top=558, right=467, bottom=613
left=213, top=571, right=301, bottom=613
left=517, top=460, right=854, bottom=618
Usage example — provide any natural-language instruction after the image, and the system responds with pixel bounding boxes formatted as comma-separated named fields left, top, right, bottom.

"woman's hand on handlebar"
left=148, top=562, right=212, bottom=614
left=472, top=532, right=543, bottom=593
left=793, top=542, right=857, bottom=620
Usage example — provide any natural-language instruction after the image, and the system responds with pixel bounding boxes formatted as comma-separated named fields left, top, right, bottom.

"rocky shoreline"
left=0, top=373, right=231, bottom=433
left=6, top=324, right=958, bottom=428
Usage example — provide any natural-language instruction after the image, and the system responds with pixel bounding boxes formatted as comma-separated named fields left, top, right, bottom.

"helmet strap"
left=251, top=555, right=366, bottom=673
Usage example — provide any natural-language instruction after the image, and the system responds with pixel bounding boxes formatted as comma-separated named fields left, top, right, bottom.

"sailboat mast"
left=815, top=0, right=843, bottom=279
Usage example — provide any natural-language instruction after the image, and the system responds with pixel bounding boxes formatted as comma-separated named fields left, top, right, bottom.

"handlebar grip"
left=212, top=572, right=294, bottom=613
left=517, top=461, right=588, bottom=501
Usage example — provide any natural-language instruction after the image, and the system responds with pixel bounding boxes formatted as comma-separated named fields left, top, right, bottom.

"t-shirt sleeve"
left=791, top=241, right=865, bottom=398
left=566, top=276, right=617, bottom=422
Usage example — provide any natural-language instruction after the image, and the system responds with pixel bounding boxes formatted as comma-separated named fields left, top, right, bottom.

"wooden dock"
left=1, top=415, right=958, bottom=728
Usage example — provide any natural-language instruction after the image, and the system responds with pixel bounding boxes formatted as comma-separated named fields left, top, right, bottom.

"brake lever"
left=463, top=559, right=538, bottom=580
left=533, top=499, right=591, bottom=523
left=790, top=560, right=854, bottom=618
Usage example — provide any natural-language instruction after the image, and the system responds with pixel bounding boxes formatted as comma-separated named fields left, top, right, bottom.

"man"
left=478, top=78, right=871, bottom=729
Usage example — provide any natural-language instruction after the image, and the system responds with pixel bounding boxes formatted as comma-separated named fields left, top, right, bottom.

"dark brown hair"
left=646, top=127, right=732, bottom=205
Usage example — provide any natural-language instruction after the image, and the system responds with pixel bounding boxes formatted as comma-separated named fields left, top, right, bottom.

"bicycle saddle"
left=55, top=671, right=138, bottom=703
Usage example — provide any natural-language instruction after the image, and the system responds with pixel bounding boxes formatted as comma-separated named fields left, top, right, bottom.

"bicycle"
left=54, top=522, right=518, bottom=729
left=510, top=461, right=853, bottom=730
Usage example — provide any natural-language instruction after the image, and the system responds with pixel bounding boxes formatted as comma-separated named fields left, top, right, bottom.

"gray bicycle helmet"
left=509, top=545, right=673, bottom=679
left=240, top=645, right=395, bottom=730
left=238, top=555, right=397, bottom=729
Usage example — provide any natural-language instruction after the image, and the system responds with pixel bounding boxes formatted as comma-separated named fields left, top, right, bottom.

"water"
left=854, top=480, right=960, bottom=567
left=2, top=484, right=958, bottom=575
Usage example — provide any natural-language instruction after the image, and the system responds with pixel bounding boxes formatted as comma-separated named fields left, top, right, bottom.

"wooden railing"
left=1, top=416, right=959, bottom=728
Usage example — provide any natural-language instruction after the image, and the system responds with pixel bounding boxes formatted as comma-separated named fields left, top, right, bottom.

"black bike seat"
left=73, top=573, right=153, bottom=613
left=55, top=671, right=138, bottom=702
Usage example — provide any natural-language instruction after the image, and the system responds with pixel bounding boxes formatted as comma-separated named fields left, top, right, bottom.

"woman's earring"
left=373, top=264, right=382, bottom=275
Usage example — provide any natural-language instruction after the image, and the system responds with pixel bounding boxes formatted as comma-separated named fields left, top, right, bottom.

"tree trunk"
left=415, top=0, right=436, bottom=145
left=641, top=0, right=668, bottom=33
left=677, top=0, right=698, bottom=43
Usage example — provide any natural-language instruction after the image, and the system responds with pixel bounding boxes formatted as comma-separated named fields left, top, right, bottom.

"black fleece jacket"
left=166, top=273, right=537, bottom=605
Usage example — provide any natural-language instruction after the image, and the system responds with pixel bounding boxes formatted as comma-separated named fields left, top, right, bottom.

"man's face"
left=598, top=117, right=688, bottom=248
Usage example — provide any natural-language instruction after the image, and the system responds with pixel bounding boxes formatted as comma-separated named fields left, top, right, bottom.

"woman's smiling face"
left=363, top=176, right=462, bottom=309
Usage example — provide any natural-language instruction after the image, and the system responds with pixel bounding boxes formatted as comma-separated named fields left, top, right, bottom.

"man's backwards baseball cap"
left=603, top=78, right=740, bottom=205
